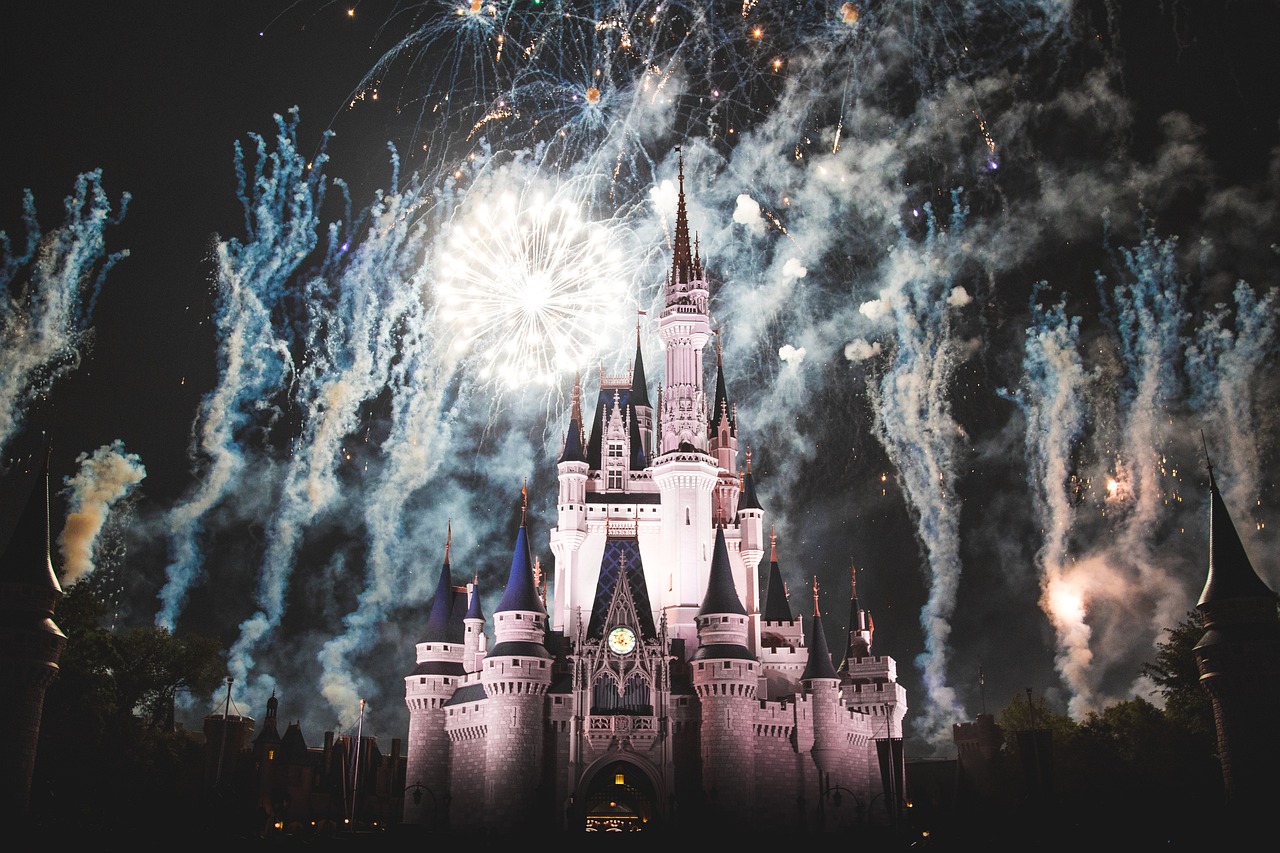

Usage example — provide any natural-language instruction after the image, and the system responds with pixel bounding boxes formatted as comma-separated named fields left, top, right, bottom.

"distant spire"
left=762, top=527, right=792, bottom=623
left=631, top=313, right=651, bottom=409
left=849, top=561, right=857, bottom=599
left=669, top=148, right=694, bottom=292
left=559, top=373, right=586, bottom=463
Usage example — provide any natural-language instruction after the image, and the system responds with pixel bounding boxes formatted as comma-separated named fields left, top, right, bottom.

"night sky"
left=2, top=1, right=1277, bottom=758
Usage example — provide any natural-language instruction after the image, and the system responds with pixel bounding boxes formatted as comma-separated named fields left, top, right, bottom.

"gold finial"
left=746, top=447, right=753, bottom=474
left=445, top=520, right=452, bottom=563
left=770, top=525, right=778, bottom=562
left=811, top=576, right=821, bottom=617
left=850, top=561, right=857, bottom=598
left=521, top=480, right=528, bottom=525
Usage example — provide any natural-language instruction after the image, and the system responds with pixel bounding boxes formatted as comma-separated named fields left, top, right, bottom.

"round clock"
left=607, top=626, right=636, bottom=655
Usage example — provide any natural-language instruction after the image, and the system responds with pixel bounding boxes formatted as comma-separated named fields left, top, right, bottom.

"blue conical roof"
left=422, top=534, right=463, bottom=643
left=495, top=521, right=548, bottom=615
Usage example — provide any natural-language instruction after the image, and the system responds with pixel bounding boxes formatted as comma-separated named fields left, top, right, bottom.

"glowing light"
left=840, top=3, right=860, bottom=25
left=435, top=181, right=633, bottom=389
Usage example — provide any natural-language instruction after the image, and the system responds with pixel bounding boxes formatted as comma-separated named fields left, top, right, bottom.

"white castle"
left=402, top=158, right=908, bottom=835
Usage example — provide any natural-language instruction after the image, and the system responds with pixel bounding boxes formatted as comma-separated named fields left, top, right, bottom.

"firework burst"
left=434, top=166, right=637, bottom=390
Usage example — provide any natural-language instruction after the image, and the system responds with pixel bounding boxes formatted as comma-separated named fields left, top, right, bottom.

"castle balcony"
left=584, top=714, right=659, bottom=753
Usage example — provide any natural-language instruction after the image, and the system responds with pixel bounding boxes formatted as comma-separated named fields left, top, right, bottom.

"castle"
left=400, top=158, right=909, bottom=835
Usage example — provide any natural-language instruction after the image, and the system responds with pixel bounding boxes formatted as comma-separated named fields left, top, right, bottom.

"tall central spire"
left=670, top=149, right=694, bottom=289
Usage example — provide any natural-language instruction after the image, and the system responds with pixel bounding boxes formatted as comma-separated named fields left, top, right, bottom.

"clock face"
left=607, top=626, right=636, bottom=655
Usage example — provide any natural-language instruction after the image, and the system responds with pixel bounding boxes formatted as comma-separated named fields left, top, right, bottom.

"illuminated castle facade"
left=401, top=160, right=908, bottom=834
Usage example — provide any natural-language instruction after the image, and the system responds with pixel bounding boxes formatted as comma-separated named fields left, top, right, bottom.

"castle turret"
left=481, top=488, right=553, bottom=832
left=0, top=449, right=66, bottom=820
left=463, top=573, right=486, bottom=673
left=802, top=578, right=842, bottom=779
left=403, top=525, right=465, bottom=825
left=691, top=527, right=755, bottom=819
left=1193, top=463, right=1280, bottom=815
left=757, top=529, right=807, bottom=698
left=709, top=342, right=740, bottom=527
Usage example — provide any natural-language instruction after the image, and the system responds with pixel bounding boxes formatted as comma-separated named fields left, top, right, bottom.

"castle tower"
left=653, top=153, right=721, bottom=651
left=252, top=692, right=283, bottom=814
left=481, top=489, right=552, bottom=832
left=550, top=375, right=590, bottom=637
left=838, top=563, right=908, bottom=738
left=757, top=529, right=807, bottom=698
left=802, top=578, right=842, bottom=782
left=691, top=527, right=756, bottom=820
left=0, top=450, right=67, bottom=819
left=403, top=525, right=465, bottom=825
left=709, top=343, right=740, bottom=527
left=1193, top=464, right=1280, bottom=814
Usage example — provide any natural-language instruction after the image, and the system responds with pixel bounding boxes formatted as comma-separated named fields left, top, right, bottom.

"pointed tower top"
left=0, top=442, right=62, bottom=594
left=495, top=492, right=548, bottom=615
left=762, top=529, right=793, bottom=623
left=631, top=314, right=651, bottom=409
left=422, top=525, right=463, bottom=643
left=559, top=373, right=587, bottom=463
left=669, top=148, right=695, bottom=291
left=802, top=579, right=839, bottom=681
left=697, top=527, right=748, bottom=617
left=1197, top=462, right=1275, bottom=606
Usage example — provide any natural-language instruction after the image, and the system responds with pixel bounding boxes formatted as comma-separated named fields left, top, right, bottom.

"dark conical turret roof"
left=761, top=531, right=793, bottom=622
left=0, top=445, right=62, bottom=594
left=710, top=343, right=733, bottom=435
left=495, top=491, right=548, bottom=615
left=559, top=375, right=587, bottom=464
left=697, top=527, right=747, bottom=617
left=630, top=326, right=651, bottom=409
left=737, top=451, right=763, bottom=512
left=1197, top=470, right=1276, bottom=606
left=422, top=525, right=464, bottom=643
left=802, top=580, right=839, bottom=681
left=466, top=575, right=485, bottom=620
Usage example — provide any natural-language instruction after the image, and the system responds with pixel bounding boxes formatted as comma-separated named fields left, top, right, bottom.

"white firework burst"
left=435, top=178, right=635, bottom=389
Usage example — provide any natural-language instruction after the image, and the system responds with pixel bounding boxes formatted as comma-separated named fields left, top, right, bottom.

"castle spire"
left=669, top=148, right=694, bottom=291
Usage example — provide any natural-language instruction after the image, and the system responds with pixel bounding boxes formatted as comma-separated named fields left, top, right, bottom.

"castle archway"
left=570, top=754, right=665, bottom=833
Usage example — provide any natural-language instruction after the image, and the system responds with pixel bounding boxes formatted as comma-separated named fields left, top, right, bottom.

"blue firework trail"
left=0, top=171, right=129, bottom=458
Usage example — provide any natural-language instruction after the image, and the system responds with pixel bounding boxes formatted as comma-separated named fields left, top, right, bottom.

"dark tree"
left=30, top=579, right=227, bottom=840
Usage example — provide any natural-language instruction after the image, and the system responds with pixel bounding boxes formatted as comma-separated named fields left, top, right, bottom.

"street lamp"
left=403, top=783, right=451, bottom=831
left=818, top=773, right=865, bottom=830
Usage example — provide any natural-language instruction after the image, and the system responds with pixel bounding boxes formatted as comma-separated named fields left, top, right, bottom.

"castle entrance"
left=575, top=758, right=661, bottom=833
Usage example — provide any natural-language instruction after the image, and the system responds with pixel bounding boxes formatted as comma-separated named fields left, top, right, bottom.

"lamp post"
left=819, top=772, right=865, bottom=831
left=403, top=783, right=451, bottom=831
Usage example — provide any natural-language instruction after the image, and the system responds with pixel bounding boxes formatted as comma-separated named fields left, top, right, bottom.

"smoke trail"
left=1184, top=279, right=1279, bottom=515
left=1003, top=290, right=1095, bottom=712
left=57, top=440, right=147, bottom=586
left=862, top=194, right=971, bottom=748
left=157, top=109, right=329, bottom=631
left=0, top=171, right=129, bottom=457
left=227, top=149, right=469, bottom=723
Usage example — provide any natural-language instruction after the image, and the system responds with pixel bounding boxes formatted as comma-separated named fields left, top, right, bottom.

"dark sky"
left=2, top=1, right=1278, bottom=758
